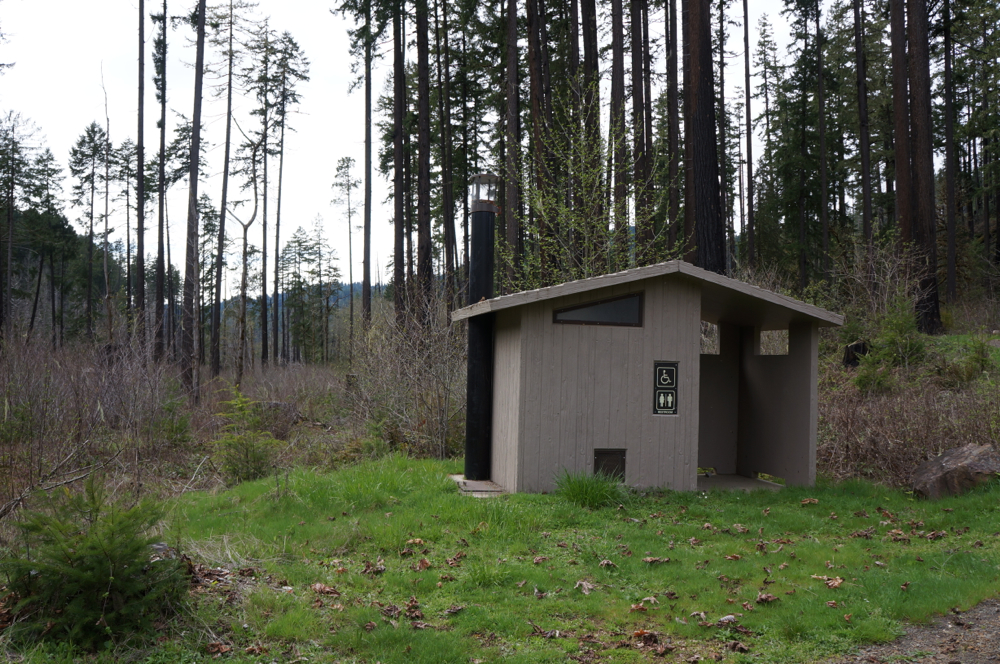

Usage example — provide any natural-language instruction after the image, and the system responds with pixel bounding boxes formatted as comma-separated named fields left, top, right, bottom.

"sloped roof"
left=451, top=260, right=844, bottom=329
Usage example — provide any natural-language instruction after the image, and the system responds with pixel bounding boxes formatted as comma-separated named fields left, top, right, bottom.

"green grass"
left=13, top=456, right=1000, bottom=663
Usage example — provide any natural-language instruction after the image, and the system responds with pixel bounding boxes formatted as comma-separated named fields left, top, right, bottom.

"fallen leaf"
left=382, top=604, right=402, bottom=618
left=690, top=611, right=707, bottom=620
left=642, top=596, right=659, bottom=604
left=533, top=587, right=547, bottom=599
left=310, top=583, right=341, bottom=596
left=405, top=596, right=424, bottom=619
left=801, top=498, right=818, bottom=505
left=642, top=556, right=669, bottom=564
left=444, top=605, right=464, bottom=615
left=363, top=559, right=386, bottom=576
left=516, top=580, right=527, bottom=588
left=412, top=558, right=432, bottom=571
left=741, top=601, right=754, bottom=611
left=826, top=600, right=838, bottom=608
left=778, top=562, right=789, bottom=570
left=844, top=613, right=852, bottom=622
left=762, top=508, right=771, bottom=516
left=755, top=592, right=778, bottom=604
left=411, top=621, right=432, bottom=630
left=630, top=603, right=648, bottom=612
left=900, top=581, right=911, bottom=591
left=399, top=547, right=415, bottom=557
left=533, top=556, right=549, bottom=564
left=446, top=551, right=466, bottom=567
left=407, top=538, right=425, bottom=545
left=206, top=643, right=232, bottom=654
left=827, top=577, right=844, bottom=589
left=599, top=559, right=617, bottom=568
left=725, top=554, right=742, bottom=561
left=364, top=621, right=376, bottom=632
left=726, top=641, right=750, bottom=653
left=733, top=523, right=750, bottom=533
left=575, top=580, right=596, bottom=595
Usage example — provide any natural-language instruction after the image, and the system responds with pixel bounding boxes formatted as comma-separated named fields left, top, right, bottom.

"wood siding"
left=511, top=276, right=702, bottom=493
left=736, top=322, right=819, bottom=486
left=491, top=309, right=522, bottom=491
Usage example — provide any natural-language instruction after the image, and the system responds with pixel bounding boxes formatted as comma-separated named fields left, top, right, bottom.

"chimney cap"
left=469, top=172, right=499, bottom=214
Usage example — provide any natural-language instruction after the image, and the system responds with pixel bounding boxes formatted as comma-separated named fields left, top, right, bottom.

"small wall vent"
left=594, top=449, right=626, bottom=480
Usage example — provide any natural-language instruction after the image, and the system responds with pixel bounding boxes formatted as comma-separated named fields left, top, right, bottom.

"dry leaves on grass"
left=310, top=583, right=340, bottom=596
left=812, top=575, right=845, bottom=588
left=575, top=580, right=596, bottom=595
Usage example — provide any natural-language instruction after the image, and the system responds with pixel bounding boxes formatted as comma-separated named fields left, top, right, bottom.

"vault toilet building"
left=453, top=259, right=844, bottom=494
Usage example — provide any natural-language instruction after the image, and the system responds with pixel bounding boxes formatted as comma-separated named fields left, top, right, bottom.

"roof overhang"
left=451, top=260, right=843, bottom=329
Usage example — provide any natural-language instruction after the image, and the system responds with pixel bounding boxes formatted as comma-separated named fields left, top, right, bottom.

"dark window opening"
left=594, top=449, right=626, bottom=480
left=553, top=293, right=643, bottom=327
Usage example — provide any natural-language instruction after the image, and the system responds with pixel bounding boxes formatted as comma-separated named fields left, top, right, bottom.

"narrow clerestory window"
left=553, top=293, right=643, bottom=327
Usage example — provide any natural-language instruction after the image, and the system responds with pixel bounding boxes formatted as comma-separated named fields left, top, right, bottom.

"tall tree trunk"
left=668, top=0, right=680, bottom=249
left=273, top=89, right=286, bottom=364
left=907, top=0, right=941, bottom=333
left=393, top=0, right=406, bottom=325
left=137, top=0, right=146, bottom=348
left=87, top=154, right=96, bottom=339
left=416, top=0, right=432, bottom=315
left=363, top=0, right=373, bottom=325
left=944, top=0, right=956, bottom=301
left=853, top=0, right=873, bottom=247
left=527, top=0, right=549, bottom=279
left=49, top=252, right=56, bottom=349
left=182, top=0, right=207, bottom=397
left=154, top=0, right=167, bottom=361
left=26, top=252, right=43, bottom=342
left=816, top=8, right=829, bottom=280
left=581, top=0, right=602, bottom=268
left=890, top=0, right=913, bottom=242
left=434, top=0, right=456, bottom=307
left=505, top=0, right=520, bottom=288
left=797, top=87, right=809, bottom=290
left=743, top=0, right=754, bottom=267
left=716, top=0, right=729, bottom=271
left=611, top=0, right=628, bottom=264
left=212, top=0, right=235, bottom=377
left=631, top=0, right=650, bottom=255
left=260, top=28, right=270, bottom=366
left=685, top=0, right=725, bottom=273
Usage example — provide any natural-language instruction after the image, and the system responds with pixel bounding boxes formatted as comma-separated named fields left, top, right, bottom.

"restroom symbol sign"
left=653, top=361, right=679, bottom=414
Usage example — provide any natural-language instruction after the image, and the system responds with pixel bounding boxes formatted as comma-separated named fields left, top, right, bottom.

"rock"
left=912, top=444, right=1000, bottom=499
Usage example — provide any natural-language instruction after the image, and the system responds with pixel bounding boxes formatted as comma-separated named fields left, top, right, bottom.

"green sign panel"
left=653, top=361, right=678, bottom=415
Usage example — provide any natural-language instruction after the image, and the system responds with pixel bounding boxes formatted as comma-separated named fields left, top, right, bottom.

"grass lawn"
left=17, top=455, right=1000, bottom=663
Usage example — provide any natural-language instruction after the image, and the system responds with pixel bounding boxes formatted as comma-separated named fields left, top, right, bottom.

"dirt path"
left=830, top=599, right=1000, bottom=663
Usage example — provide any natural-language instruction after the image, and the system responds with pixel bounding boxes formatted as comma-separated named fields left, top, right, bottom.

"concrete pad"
left=449, top=474, right=507, bottom=498
left=696, top=474, right=782, bottom=492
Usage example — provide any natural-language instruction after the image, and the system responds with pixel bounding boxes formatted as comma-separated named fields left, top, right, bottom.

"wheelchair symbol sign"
left=653, top=361, right=679, bottom=415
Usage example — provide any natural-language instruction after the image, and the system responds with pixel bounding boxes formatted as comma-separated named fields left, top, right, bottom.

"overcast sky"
left=0, top=0, right=791, bottom=298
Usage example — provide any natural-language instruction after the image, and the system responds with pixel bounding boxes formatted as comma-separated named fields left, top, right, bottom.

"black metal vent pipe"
left=464, top=175, right=497, bottom=481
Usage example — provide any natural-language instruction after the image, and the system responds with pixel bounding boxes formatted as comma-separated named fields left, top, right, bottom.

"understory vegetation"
left=0, top=251, right=996, bottom=661
left=7, top=457, right=1000, bottom=663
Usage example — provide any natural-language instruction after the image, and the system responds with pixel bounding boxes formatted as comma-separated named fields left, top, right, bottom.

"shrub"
left=216, top=391, right=280, bottom=484
left=0, top=477, right=185, bottom=649
left=555, top=470, right=630, bottom=510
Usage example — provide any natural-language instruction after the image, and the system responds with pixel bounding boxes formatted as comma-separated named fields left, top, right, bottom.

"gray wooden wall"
left=736, top=322, right=819, bottom=486
left=489, top=276, right=703, bottom=493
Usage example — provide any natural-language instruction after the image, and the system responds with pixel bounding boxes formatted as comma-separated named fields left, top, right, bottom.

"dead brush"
left=348, top=291, right=466, bottom=459
left=818, top=361, right=1000, bottom=485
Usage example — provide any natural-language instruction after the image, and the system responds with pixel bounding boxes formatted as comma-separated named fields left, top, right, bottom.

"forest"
left=1, top=0, right=1000, bottom=658
left=1, top=0, right=997, bottom=375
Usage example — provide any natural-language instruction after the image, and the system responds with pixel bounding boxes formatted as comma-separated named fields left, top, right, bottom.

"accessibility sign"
left=653, top=361, right=679, bottom=415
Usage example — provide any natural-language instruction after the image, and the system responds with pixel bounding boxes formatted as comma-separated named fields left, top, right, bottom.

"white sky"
left=0, top=0, right=791, bottom=297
